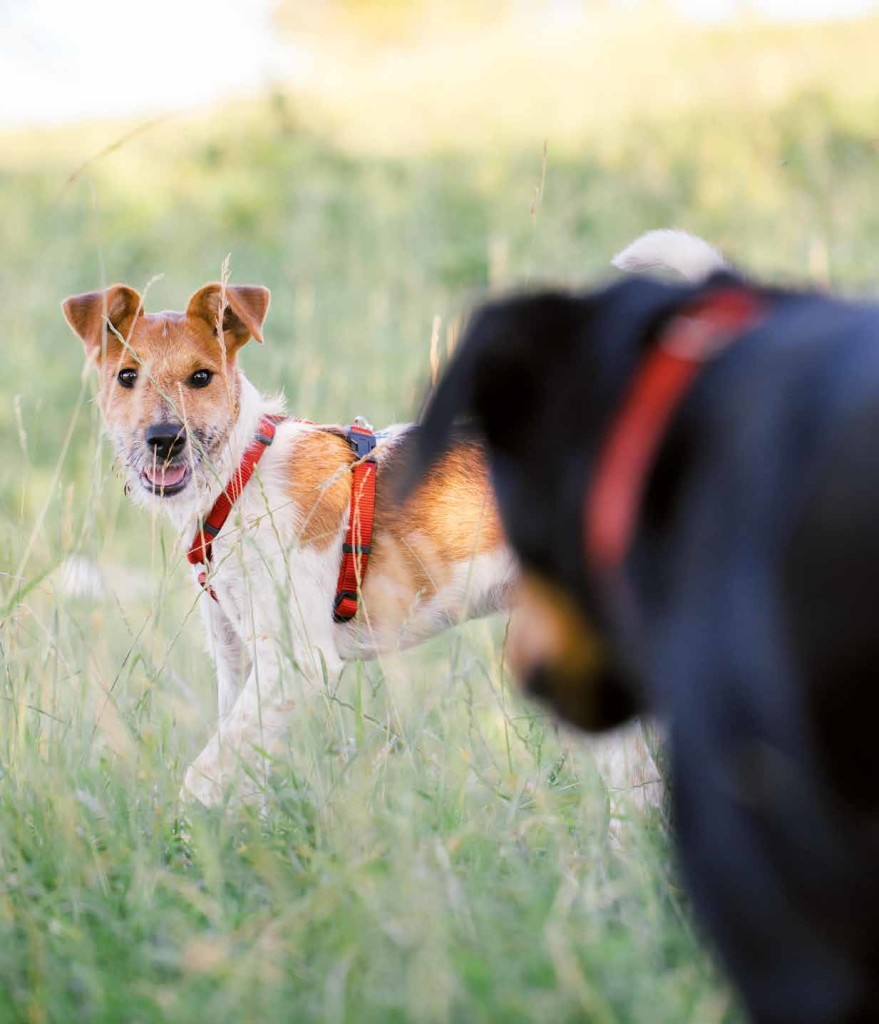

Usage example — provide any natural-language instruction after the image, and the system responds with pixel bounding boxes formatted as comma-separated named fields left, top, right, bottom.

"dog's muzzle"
left=141, top=422, right=190, bottom=495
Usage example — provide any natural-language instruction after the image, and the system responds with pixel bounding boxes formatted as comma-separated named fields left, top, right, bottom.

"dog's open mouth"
left=140, top=462, right=191, bottom=496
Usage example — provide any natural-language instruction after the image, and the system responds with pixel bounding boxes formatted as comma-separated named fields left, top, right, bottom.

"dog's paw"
left=180, top=761, right=226, bottom=808
left=179, top=744, right=268, bottom=809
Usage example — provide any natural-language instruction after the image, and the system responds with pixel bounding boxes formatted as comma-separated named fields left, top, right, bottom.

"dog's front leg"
left=181, top=648, right=291, bottom=808
left=200, top=593, right=252, bottom=719
left=181, top=632, right=340, bottom=808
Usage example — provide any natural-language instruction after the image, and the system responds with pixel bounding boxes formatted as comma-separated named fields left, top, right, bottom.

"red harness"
left=332, top=422, right=377, bottom=622
left=585, top=286, right=763, bottom=576
left=187, top=416, right=377, bottom=621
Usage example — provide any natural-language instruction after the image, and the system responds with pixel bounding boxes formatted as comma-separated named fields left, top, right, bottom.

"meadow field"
left=4, top=12, right=879, bottom=1021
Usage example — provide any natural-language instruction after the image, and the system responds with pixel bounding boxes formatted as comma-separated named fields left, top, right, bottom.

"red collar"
left=585, top=286, right=764, bottom=576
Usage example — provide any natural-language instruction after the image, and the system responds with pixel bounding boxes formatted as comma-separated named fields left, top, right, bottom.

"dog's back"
left=647, top=289, right=879, bottom=1020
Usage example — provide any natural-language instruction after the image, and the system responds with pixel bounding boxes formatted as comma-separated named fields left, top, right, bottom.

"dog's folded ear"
left=186, top=283, right=271, bottom=350
left=396, top=299, right=540, bottom=502
left=397, top=293, right=582, bottom=503
left=394, top=308, right=488, bottom=503
left=61, top=285, right=143, bottom=356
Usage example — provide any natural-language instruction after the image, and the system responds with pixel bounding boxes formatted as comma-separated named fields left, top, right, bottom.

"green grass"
left=9, top=65, right=879, bottom=1021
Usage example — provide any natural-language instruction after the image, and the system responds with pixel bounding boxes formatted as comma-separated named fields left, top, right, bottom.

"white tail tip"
left=613, top=229, right=730, bottom=283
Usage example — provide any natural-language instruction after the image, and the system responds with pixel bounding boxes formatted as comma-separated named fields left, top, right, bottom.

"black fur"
left=407, top=273, right=879, bottom=1023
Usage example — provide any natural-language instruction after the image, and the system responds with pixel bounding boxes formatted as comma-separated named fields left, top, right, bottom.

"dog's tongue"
left=144, top=464, right=187, bottom=488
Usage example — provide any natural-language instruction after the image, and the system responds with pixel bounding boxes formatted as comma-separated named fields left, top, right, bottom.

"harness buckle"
left=346, top=422, right=377, bottom=460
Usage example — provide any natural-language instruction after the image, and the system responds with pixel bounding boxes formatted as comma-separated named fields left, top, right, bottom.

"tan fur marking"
left=362, top=439, right=504, bottom=612
left=509, top=572, right=602, bottom=682
left=508, top=570, right=610, bottom=730
left=90, top=312, right=241, bottom=446
left=282, top=432, right=503, bottom=609
left=389, top=441, right=503, bottom=559
left=285, top=429, right=354, bottom=549
left=393, top=440, right=504, bottom=552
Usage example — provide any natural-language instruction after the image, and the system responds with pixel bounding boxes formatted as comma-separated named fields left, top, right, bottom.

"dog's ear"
left=61, top=285, right=143, bottom=357
left=186, top=283, right=271, bottom=350
left=395, top=307, right=489, bottom=501
left=397, top=294, right=582, bottom=501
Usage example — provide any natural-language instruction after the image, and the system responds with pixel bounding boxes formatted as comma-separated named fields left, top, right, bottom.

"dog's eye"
left=117, top=368, right=138, bottom=389
left=189, top=370, right=213, bottom=389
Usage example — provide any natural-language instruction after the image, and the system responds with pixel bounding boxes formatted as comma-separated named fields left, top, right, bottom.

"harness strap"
left=333, top=422, right=378, bottom=622
left=187, top=414, right=285, bottom=598
left=585, top=286, right=763, bottom=577
left=187, top=414, right=378, bottom=621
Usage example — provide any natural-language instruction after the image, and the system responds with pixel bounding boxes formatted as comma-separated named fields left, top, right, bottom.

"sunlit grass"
left=0, top=423, right=728, bottom=1019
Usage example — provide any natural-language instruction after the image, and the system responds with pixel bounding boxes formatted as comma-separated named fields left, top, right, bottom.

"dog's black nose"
left=145, top=422, right=186, bottom=461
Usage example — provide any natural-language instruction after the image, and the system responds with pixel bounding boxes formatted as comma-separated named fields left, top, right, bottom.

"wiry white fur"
left=613, top=229, right=729, bottom=283
left=181, top=411, right=353, bottom=804
left=337, top=548, right=517, bottom=658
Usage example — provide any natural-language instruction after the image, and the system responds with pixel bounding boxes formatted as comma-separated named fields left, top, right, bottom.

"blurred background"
left=2, top=2, right=879, bottom=1021
left=7, top=0, right=879, bottom=538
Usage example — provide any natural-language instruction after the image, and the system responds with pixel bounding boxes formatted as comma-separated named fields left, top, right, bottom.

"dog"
left=405, top=230, right=879, bottom=1022
left=63, top=269, right=668, bottom=821
left=62, top=281, right=516, bottom=806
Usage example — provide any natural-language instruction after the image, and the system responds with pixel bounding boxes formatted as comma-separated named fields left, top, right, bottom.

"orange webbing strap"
left=333, top=423, right=378, bottom=622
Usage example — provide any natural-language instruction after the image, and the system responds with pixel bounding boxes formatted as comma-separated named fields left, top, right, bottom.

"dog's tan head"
left=62, top=282, right=270, bottom=509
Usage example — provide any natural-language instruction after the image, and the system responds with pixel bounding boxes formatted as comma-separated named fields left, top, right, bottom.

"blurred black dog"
left=404, top=231, right=879, bottom=1023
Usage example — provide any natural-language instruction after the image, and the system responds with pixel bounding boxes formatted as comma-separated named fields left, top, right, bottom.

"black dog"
left=404, top=270, right=879, bottom=1023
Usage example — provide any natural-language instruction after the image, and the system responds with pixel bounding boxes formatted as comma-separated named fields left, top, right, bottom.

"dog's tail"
left=612, top=229, right=729, bottom=282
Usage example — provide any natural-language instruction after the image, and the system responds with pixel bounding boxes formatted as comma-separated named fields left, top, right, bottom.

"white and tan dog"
left=63, top=230, right=715, bottom=810
left=63, top=281, right=516, bottom=805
